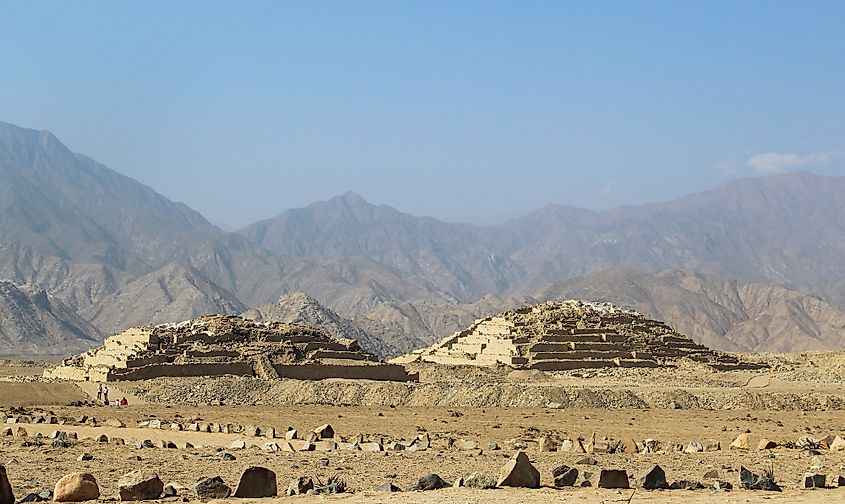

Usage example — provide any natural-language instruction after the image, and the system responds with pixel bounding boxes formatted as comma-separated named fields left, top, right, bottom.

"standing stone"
left=704, top=439, right=721, bottom=451
left=414, top=474, right=448, bottom=491
left=285, top=477, right=313, bottom=496
left=313, top=424, right=334, bottom=439
left=639, top=465, right=668, bottom=490
left=233, top=467, right=277, bottom=498
left=802, top=473, right=825, bottom=489
left=264, top=427, right=276, bottom=439
left=538, top=436, right=554, bottom=452
left=1, top=465, right=14, bottom=504
left=117, top=471, right=163, bottom=501
left=54, top=473, right=100, bottom=502
left=497, top=452, right=540, bottom=488
left=598, top=470, right=629, bottom=489
left=285, top=429, right=297, bottom=440
left=552, top=465, right=578, bottom=487
left=245, top=425, right=260, bottom=437
left=14, top=427, right=27, bottom=438
left=730, top=433, right=749, bottom=450
left=192, top=477, right=231, bottom=499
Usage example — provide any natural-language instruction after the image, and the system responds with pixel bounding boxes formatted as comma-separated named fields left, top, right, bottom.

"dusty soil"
left=3, top=358, right=845, bottom=503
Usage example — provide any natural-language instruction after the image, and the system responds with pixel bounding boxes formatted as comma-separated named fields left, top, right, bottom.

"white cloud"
left=746, top=152, right=830, bottom=175
left=600, top=181, right=613, bottom=195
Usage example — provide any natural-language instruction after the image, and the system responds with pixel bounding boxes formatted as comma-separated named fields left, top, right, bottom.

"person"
left=96, top=383, right=102, bottom=401
left=103, top=384, right=109, bottom=403
left=120, top=397, right=128, bottom=406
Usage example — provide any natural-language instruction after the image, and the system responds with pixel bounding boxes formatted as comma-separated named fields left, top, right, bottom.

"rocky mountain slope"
left=242, top=291, right=393, bottom=357
left=2, top=120, right=845, bottom=356
left=0, top=280, right=103, bottom=357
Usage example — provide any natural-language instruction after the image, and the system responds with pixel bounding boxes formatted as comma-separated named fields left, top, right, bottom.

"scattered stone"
left=229, top=440, right=246, bottom=450
left=373, top=482, right=401, bottom=492
left=796, top=436, right=818, bottom=450
left=758, top=439, right=777, bottom=450
left=455, top=439, right=478, bottom=450
left=360, top=442, right=382, bottom=452
left=265, top=427, right=276, bottom=439
left=704, top=439, right=721, bottom=451
left=54, top=473, right=99, bottom=502
left=598, top=469, right=629, bottom=489
left=14, top=428, right=26, bottom=438
left=538, top=436, right=554, bottom=452
left=105, top=419, right=125, bottom=428
left=670, top=480, right=705, bottom=490
left=285, top=477, right=314, bottom=496
left=497, top=452, right=540, bottom=488
left=684, top=440, right=703, bottom=453
left=639, top=465, right=668, bottom=490
left=77, top=453, right=93, bottom=462
left=414, top=474, right=448, bottom=491
left=818, top=435, right=836, bottom=449
left=703, top=469, right=720, bottom=479
left=263, top=442, right=280, bottom=453
left=192, top=477, right=231, bottom=499
left=0, top=465, right=13, bottom=504
left=486, top=443, right=500, bottom=451
left=285, top=429, right=297, bottom=440
left=713, top=480, right=733, bottom=491
left=234, top=467, right=277, bottom=498
left=802, top=473, right=825, bottom=489
left=829, top=436, right=845, bottom=452
left=314, top=424, right=334, bottom=439
left=621, top=438, right=638, bottom=454
left=738, top=466, right=781, bottom=491
left=464, top=472, right=496, bottom=489
left=730, top=433, right=750, bottom=450
left=245, top=425, right=260, bottom=437
left=552, top=465, right=578, bottom=487
left=95, top=434, right=108, bottom=443
left=117, top=471, right=163, bottom=501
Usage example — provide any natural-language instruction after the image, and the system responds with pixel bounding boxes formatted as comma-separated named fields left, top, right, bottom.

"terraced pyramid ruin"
left=45, top=315, right=416, bottom=382
left=396, top=300, right=761, bottom=371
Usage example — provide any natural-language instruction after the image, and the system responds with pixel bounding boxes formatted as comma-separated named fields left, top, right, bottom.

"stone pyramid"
left=397, top=300, right=760, bottom=371
left=45, top=314, right=416, bottom=382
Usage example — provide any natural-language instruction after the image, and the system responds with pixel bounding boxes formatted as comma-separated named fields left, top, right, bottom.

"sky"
left=1, top=1, right=844, bottom=228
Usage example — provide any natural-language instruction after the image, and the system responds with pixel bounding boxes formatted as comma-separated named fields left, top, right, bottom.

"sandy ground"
left=3, top=363, right=845, bottom=503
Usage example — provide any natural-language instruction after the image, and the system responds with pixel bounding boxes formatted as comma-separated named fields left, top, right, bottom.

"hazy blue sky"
left=2, top=1, right=843, bottom=228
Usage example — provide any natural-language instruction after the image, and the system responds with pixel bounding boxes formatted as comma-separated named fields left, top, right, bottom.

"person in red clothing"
left=120, top=397, right=128, bottom=406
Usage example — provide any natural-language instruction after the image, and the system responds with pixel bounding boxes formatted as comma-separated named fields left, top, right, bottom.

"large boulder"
left=497, top=452, right=540, bottom=488
left=639, top=465, right=668, bottom=490
left=233, top=467, right=277, bottom=498
left=54, top=473, right=99, bottom=502
left=598, top=469, right=629, bottom=489
left=192, top=476, right=231, bottom=499
left=117, top=471, right=163, bottom=501
left=1, top=465, right=13, bottom=504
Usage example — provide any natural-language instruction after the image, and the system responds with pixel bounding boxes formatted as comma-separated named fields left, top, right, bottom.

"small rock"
left=829, top=436, right=845, bottom=452
left=704, top=439, right=721, bottom=451
left=538, top=436, right=554, bottom=452
left=575, top=456, right=598, bottom=465
left=464, top=472, right=496, bottom=489
left=552, top=465, right=578, bottom=487
left=703, top=469, right=720, bottom=479
left=730, top=433, right=749, bottom=450
left=738, top=466, right=781, bottom=491
left=192, top=476, right=231, bottom=499
left=497, top=452, right=540, bottom=488
left=684, top=440, right=703, bottom=453
left=77, top=453, right=93, bottom=462
left=54, top=473, right=99, bottom=502
left=802, top=473, right=825, bottom=489
left=373, top=482, right=401, bottom=492
left=313, top=424, right=334, bottom=439
left=670, top=480, right=705, bottom=490
left=229, top=440, right=246, bottom=450
left=285, top=477, right=314, bottom=496
left=233, top=467, right=277, bottom=498
left=414, top=474, right=448, bottom=491
left=757, top=439, right=777, bottom=450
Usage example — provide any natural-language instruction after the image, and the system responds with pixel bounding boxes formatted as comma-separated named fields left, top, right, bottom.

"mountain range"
left=1, top=120, right=844, bottom=357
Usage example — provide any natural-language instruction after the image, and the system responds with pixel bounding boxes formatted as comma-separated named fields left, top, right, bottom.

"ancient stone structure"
left=45, top=315, right=416, bottom=382
left=396, top=300, right=762, bottom=371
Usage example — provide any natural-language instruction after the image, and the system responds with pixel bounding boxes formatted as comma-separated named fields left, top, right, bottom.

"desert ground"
left=3, top=357, right=845, bottom=504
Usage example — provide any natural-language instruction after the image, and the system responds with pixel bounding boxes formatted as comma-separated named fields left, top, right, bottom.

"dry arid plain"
left=4, top=352, right=845, bottom=504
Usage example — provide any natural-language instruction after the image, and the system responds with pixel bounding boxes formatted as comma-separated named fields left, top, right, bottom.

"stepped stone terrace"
left=45, top=315, right=416, bottom=382
left=396, top=300, right=763, bottom=371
